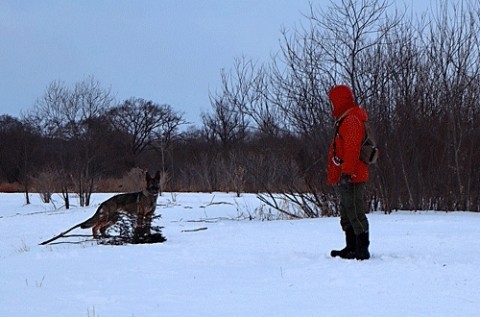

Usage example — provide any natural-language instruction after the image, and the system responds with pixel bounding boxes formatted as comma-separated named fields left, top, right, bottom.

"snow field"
left=1, top=193, right=479, bottom=317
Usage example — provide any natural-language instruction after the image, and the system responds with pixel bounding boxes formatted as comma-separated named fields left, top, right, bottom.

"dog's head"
left=145, top=171, right=161, bottom=196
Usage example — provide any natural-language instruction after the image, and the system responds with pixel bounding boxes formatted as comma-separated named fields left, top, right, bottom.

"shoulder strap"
left=332, top=116, right=347, bottom=163
left=332, top=112, right=369, bottom=163
left=334, top=116, right=346, bottom=136
left=349, top=114, right=368, bottom=144
left=333, top=106, right=356, bottom=136
left=362, top=121, right=375, bottom=144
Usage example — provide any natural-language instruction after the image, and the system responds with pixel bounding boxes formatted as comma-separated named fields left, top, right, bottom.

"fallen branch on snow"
left=181, top=227, right=208, bottom=233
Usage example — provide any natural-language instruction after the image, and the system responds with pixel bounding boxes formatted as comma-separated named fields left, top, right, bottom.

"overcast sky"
left=1, top=0, right=427, bottom=126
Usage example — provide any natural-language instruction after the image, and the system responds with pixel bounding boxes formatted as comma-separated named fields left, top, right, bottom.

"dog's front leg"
left=144, top=212, right=153, bottom=233
left=135, top=212, right=148, bottom=238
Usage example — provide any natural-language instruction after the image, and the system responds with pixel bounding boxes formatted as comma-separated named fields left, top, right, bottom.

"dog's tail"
left=79, top=214, right=97, bottom=229
left=39, top=206, right=103, bottom=245
left=79, top=205, right=102, bottom=229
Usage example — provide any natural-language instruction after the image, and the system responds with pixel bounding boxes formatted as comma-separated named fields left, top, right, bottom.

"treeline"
left=1, top=0, right=480, bottom=213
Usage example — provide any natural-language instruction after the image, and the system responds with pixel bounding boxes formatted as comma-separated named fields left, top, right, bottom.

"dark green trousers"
left=338, top=181, right=369, bottom=235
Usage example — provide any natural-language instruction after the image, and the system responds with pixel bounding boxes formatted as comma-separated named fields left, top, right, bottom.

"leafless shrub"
left=31, top=169, right=64, bottom=204
left=120, top=167, right=146, bottom=192
left=159, top=170, right=170, bottom=194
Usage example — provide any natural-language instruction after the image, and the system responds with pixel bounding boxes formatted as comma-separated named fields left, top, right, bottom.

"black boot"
left=355, top=232, right=370, bottom=260
left=331, top=227, right=356, bottom=259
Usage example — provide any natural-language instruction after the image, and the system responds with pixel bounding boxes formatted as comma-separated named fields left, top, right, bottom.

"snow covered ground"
left=1, top=192, right=479, bottom=317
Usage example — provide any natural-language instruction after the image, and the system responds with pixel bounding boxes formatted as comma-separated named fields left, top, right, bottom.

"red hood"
left=328, top=85, right=355, bottom=119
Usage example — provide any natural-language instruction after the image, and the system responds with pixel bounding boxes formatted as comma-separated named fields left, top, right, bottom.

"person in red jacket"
left=327, top=85, right=370, bottom=260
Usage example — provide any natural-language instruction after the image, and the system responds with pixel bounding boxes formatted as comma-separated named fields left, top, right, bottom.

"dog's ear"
left=145, top=171, right=152, bottom=181
left=154, top=170, right=161, bottom=180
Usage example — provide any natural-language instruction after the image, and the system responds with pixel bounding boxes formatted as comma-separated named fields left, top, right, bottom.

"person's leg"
left=330, top=181, right=357, bottom=259
left=342, top=182, right=368, bottom=234
left=340, top=182, right=370, bottom=260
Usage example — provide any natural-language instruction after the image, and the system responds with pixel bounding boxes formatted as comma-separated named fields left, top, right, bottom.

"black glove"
left=339, top=174, right=351, bottom=185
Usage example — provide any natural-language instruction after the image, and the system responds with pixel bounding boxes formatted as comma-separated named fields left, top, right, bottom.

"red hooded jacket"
left=327, top=85, right=369, bottom=185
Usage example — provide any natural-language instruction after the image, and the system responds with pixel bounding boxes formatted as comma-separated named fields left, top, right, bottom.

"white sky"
left=0, top=0, right=430, bottom=126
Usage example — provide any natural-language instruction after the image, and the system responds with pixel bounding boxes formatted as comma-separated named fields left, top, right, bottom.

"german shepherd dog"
left=40, top=171, right=161, bottom=245
left=81, top=171, right=161, bottom=238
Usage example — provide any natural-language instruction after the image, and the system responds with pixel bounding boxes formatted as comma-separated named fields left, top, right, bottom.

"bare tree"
left=420, top=0, right=480, bottom=210
left=310, top=0, right=401, bottom=95
left=25, top=76, right=114, bottom=206
left=107, top=98, right=185, bottom=166
left=203, top=58, right=254, bottom=151
left=0, top=116, right=42, bottom=204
